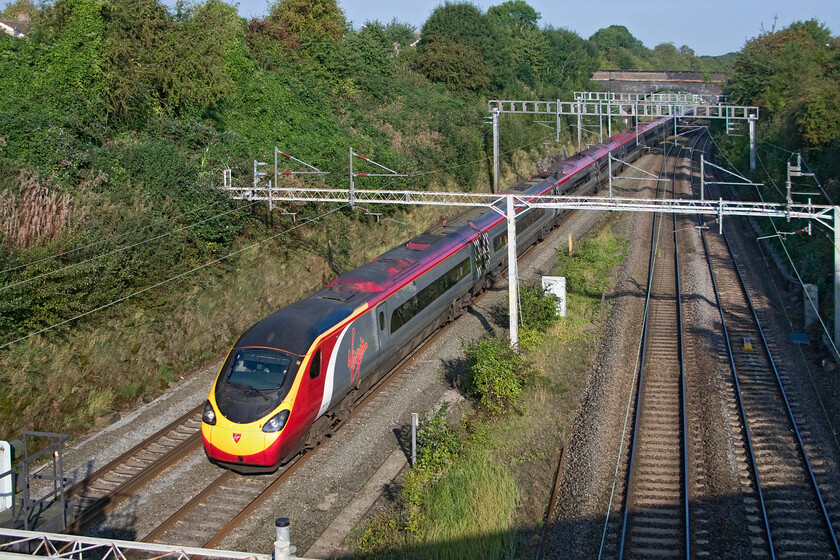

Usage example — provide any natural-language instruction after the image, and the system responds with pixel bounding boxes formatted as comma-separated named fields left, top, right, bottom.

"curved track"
left=64, top=405, right=203, bottom=532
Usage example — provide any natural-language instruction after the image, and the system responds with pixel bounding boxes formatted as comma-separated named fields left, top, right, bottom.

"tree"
left=485, top=0, right=546, bottom=88
left=416, top=1, right=527, bottom=92
left=384, top=18, right=414, bottom=50
left=541, top=26, right=598, bottom=95
left=589, top=25, right=649, bottom=69
left=727, top=18, right=840, bottom=148
left=37, top=0, right=109, bottom=128
left=415, top=37, right=490, bottom=92
left=0, top=0, right=36, bottom=20
left=485, top=0, right=540, bottom=32
left=268, top=0, right=346, bottom=43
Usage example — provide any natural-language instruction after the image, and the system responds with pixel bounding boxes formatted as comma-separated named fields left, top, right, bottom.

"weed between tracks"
left=353, top=215, right=629, bottom=559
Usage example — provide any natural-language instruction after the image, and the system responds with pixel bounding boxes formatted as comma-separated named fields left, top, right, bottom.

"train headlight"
left=202, top=401, right=216, bottom=425
left=262, top=410, right=290, bottom=433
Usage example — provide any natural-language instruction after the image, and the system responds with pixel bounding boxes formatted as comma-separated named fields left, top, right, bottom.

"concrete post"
left=410, top=413, right=418, bottom=467
left=274, top=517, right=291, bottom=560
left=493, top=108, right=500, bottom=194
left=507, top=194, right=519, bottom=350
left=0, top=441, right=12, bottom=512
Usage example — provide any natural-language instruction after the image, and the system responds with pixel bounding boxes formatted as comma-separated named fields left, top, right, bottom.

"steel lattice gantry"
left=486, top=95, right=760, bottom=190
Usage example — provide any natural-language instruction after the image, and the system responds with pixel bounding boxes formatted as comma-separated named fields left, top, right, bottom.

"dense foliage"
left=464, top=336, right=527, bottom=414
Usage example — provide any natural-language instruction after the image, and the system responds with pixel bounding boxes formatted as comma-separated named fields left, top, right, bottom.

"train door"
left=306, top=347, right=324, bottom=404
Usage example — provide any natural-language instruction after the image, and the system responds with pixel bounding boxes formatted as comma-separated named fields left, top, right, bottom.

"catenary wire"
left=0, top=204, right=349, bottom=350
left=0, top=199, right=261, bottom=293
left=0, top=195, right=242, bottom=276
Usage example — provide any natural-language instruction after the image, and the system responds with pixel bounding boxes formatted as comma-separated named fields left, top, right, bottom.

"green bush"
left=415, top=404, right=461, bottom=474
left=464, top=336, right=525, bottom=414
left=519, top=283, right=560, bottom=332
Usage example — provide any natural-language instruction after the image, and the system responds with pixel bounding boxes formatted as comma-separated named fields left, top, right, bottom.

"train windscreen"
left=214, top=348, right=298, bottom=423
left=224, top=349, right=294, bottom=390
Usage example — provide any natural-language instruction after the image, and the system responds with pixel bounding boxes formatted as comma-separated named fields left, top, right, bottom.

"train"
left=201, top=116, right=672, bottom=473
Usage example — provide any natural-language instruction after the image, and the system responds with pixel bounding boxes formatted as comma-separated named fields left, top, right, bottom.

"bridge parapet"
left=591, top=69, right=728, bottom=100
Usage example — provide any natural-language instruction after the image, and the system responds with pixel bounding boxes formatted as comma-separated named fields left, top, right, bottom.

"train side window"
left=391, top=256, right=470, bottom=334
left=493, top=232, right=507, bottom=252
left=309, top=349, right=321, bottom=379
left=379, top=311, right=385, bottom=331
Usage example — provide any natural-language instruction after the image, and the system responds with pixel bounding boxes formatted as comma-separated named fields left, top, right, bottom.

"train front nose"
left=202, top=419, right=283, bottom=467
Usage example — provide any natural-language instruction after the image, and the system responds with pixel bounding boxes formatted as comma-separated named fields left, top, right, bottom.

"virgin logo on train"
left=348, top=328, right=368, bottom=385
left=233, top=433, right=241, bottom=443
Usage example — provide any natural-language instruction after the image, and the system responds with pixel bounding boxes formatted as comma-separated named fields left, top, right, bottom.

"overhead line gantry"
left=487, top=93, right=759, bottom=191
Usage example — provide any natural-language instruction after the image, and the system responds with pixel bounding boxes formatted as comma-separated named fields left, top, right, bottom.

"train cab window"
left=379, top=311, right=385, bottom=331
left=225, top=348, right=293, bottom=391
left=309, top=349, right=321, bottom=379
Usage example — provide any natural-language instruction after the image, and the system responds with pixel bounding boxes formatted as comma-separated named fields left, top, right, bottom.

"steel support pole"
left=608, top=154, right=613, bottom=198
left=556, top=100, right=561, bottom=143
left=835, top=206, right=840, bottom=351
left=599, top=106, right=603, bottom=143
left=700, top=155, right=705, bottom=201
left=493, top=108, right=500, bottom=193
left=349, top=146, right=355, bottom=207
left=635, top=102, right=639, bottom=147
left=749, top=115, right=757, bottom=171
left=577, top=103, right=582, bottom=151
left=506, top=194, right=519, bottom=350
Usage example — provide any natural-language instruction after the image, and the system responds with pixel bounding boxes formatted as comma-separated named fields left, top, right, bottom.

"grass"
left=353, top=215, right=630, bottom=559
left=417, top=451, right=519, bottom=560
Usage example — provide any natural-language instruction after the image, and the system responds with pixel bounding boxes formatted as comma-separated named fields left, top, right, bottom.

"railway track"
left=700, top=189, right=840, bottom=558
left=701, top=147, right=840, bottom=558
left=595, top=132, right=700, bottom=559
left=56, top=141, right=668, bottom=552
left=618, top=135, right=698, bottom=559
left=136, top=333, right=421, bottom=549
left=63, top=404, right=204, bottom=532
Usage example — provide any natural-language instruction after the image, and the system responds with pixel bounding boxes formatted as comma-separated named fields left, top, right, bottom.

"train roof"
left=236, top=297, right=354, bottom=356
